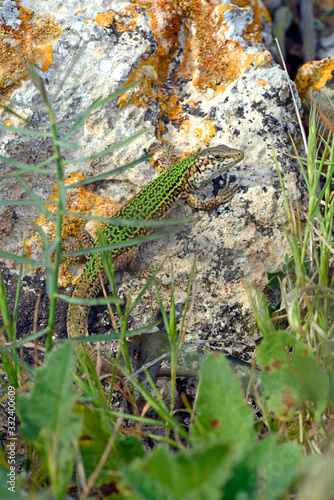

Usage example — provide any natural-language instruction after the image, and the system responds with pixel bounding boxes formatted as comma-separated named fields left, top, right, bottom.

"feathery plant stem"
left=46, top=96, right=66, bottom=352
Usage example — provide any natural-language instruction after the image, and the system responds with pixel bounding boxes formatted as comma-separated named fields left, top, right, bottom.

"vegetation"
left=0, top=59, right=333, bottom=499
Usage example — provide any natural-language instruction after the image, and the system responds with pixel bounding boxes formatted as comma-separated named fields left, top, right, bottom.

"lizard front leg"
left=186, top=185, right=238, bottom=211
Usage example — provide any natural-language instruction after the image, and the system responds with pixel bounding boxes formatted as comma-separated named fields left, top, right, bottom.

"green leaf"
left=17, top=343, right=82, bottom=498
left=124, top=443, right=232, bottom=500
left=67, top=153, right=153, bottom=188
left=17, top=343, right=80, bottom=440
left=61, top=80, right=142, bottom=141
left=257, top=331, right=330, bottom=420
left=223, top=435, right=309, bottom=500
left=0, top=464, right=26, bottom=499
left=74, top=404, right=144, bottom=487
left=55, top=321, right=160, bottom=344
left=266, top=301, right=281, bottom=317
left=266, top=275, right=281, bottom=291
left=62, top=128, right=151, bottom=165
left=191, top=353, right=255, bottom=449
left=0, top=200, right=55, bottom=206
left=0, top=93, right=47, bottom=111
left=0, top=122, right=52, bottom=137
left=63, top=210, right=193, bottom=228
left=63, top=227, right=183, bottom=258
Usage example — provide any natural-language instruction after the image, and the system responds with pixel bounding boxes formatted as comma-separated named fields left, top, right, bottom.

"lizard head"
left=188, top=144, right=244, bottom=190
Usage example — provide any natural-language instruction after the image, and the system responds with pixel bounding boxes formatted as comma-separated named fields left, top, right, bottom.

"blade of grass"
left=128, top=258, right=167, bottom=315
left=275, top=37, right=308, bottom=152
left=15, top=175, right=57, bottom=221
left=62, top=128, right=151, bottom=165
left=67, top=154, right=154, bottom=188
left=0, top=328, right=49, bottom=353
left=57, top=295, right=121, bottom=306
left=0, top=94, right=47, bottom=111
left=0, top=122, right=52, bottom=137
left=63, top=211, right=194, bottom=229
left=52, top=46, right=85, bottom=101
left=63, top=228, right=183, bottom=258
left=0, top=199, right=56, bottom=207
left=61, top=80, right=141, bottom=140
left=56, top=322, right=160, bottom=344
left=0, top=251, right=44, bottom=266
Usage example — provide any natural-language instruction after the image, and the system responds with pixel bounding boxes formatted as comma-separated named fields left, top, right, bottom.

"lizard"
left=66, top=144, right=244, bottom=375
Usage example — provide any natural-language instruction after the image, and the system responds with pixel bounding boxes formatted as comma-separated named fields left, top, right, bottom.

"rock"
left=0, top=1, right=305, bottom=365
left=295, top=55, right=334, bottom=135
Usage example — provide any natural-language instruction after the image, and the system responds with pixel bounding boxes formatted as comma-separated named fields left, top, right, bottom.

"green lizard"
left=66, top=144, right=244, bottom=374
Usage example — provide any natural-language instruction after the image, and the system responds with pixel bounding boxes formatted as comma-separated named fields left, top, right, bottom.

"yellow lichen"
left=255, top=51, right=272, bottom=66
left=93, top=10, right=116, bottom=29
left=295, top=56, right=334, bottom=103
left=39, top=44, right=53, bottom=72
left=194, top=127, right=203, bottom=139
left=0, top=2, right=61, bottom=100
left=181, top=120, right=191, bottom=133
left=25, top=173, right=121, bottom=286
left=203, top=120, right=216, bottom=145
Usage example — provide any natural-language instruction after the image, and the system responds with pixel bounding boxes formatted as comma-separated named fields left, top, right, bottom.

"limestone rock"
left=0, top=0, right=306, bottom=362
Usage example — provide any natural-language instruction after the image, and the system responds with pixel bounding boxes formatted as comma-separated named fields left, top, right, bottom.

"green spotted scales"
left=67, top=144, right=244, bottom=374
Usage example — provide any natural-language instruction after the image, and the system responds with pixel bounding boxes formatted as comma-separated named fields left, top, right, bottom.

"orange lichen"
left=3, top=119, right=12, bottom=126
left=258, top=79, right=267, bottom=86
left=295, top=56, right=334, bottom=103
left=94, top=10, right=116, bottom=29
left=0, top=2, right=61, bottom=100
left=194, top=127, right=203, bottom=139
left=186, top=99, right=197, bottom=108
left=25, top=173, right=121, bottom=286
left=39, top=44, right=53, bottom=72
left=181, top=120, right=191, bottom=134
left=255, top=51, right=272, bottom=66
left=115, top=0, right=260, bottom=136
left=87, top=7, right=138, bottom=31
left=115, top=11, right=139, bottom=32
left=75, top=10, right=85, bottom=15
left=203, top=120, right=216, bottom=145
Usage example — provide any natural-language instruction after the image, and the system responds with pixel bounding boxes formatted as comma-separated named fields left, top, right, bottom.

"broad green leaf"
left=0, top=464, right=26, bottom=499
left=257, top=331, right=330, bottom=420
left=124, top=443, right=232, bottom=500
left=191, top=353, right=255, bottom=448
left=17, top=343, right=81, bottom=499
left=222, top=434, right=310, bottom=500
left=17, top=343, right=80, bottom=440
left=74, top=404, right=144, bottom=486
